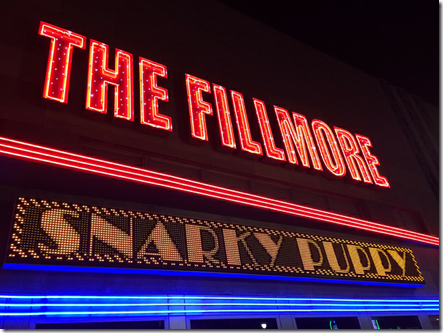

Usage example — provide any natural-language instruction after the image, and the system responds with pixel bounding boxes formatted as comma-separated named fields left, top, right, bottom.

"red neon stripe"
left=0, top=136, right=438, bottom=246
left=0, top=139, right=437, bottom=246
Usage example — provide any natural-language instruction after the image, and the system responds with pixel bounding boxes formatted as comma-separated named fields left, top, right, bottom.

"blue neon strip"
left=0, top=308, right=439, bottom=316
left=0, top=294, right=437, bottom=317
left=1, top=263, right=425, bottom=288
left=0, top=295, right=437, bottom=302
left=0, top=303, right=437, bottom=307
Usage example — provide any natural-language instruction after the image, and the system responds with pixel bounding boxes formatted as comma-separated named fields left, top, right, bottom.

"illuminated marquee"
left=39, top=21, right=390, bottom=188
left=7, top=198, right=424, bottom=285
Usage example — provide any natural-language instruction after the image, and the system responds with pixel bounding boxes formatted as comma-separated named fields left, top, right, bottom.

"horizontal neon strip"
left=1, top=303, right=438, bottom=307
left=0, top=295, right=438, bottom=303
left=1, top=309, right=439, bottom=316
left=0, top=295, right=438, bottom=317
left=0, top=136, right=438, bottom=246
left=1, top=264, right=424, bottom=287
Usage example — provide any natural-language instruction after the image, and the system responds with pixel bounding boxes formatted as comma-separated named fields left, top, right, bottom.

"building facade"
left=0, top=1, right=438, bottom=329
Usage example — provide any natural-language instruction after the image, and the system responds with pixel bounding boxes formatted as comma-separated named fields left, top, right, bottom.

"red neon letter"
left=86, top=40, right=134, bottom=121
left=253, top=99, right=285, bottom=161
left=275, top=107, right=322, bottom=170
left=139, top=57, right=171, bottom=131
left=213, top=84, right=236, bottom=149
left=355, top=134, right=390, bottom=188
left=230, top=91, right=262, bottom=156
left=334, top=127, right=372, bottom=183
left=185, top=74, right=213, bottom=141
left=312, top=120, right=346, bottom=177
left=39, top=22, right=86, bottom=103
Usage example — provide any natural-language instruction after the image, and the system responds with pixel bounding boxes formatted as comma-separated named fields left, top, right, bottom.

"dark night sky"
left=217, top=0, right=439, bottom=105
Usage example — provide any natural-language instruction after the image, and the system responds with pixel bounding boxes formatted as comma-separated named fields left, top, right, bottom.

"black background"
left=217, top=0, right=439, bottom=105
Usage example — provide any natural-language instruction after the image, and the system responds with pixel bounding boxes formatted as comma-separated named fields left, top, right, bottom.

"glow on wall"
left=6, top=197, right=425, bottom=285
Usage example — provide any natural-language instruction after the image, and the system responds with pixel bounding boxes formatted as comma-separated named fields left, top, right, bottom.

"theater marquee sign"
left=6, top=197, right=424, bottom=285
left=37, top=21, right=390, bottom=188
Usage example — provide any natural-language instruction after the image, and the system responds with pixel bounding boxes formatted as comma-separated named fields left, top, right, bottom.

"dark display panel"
left=35, top=320, right=164, bottom=329
left=191, top=318, right=278, bottom=329
left=372, top=315, right=422, bottom=329
left=296, top=316, right=360, bottom=329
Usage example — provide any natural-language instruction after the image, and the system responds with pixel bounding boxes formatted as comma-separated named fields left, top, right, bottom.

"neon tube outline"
left=0, top=136, right=438, bottom=246
left=1, top=309, right=438, bottom=316
left=39, top=22, right=86, bottom=104
left=0, top=295, right=437, bottom=316
left=0, top=295, right=437, bottom=302
left=0, top=303, right=437, bottom=307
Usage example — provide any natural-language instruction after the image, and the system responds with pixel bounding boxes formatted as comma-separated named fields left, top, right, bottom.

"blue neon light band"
left=0, top=294, right=438, bottom=317
left=0, top=297, right=436, bottom=316
left=0, top=308, right=439, bottom=317
left=0, top=295, right=437, bottom=303
left=0, top=303, right=436, bottom=307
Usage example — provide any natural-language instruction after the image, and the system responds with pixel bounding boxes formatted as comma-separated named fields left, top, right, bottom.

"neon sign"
left=0, top=295, right=438, bottom=318
left=7, top=197, right=424, bottom=285
left=39, top=21, right=390, bottom=187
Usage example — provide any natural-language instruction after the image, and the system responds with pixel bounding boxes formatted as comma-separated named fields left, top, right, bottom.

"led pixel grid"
left=7, top=197, right=424, bottom=284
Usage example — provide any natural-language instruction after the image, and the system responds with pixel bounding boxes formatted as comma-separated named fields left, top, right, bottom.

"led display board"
left=6, top=197, right=424, bottom=285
